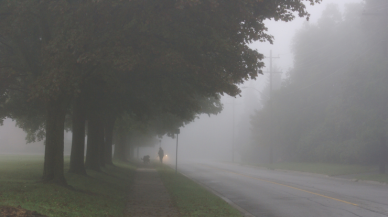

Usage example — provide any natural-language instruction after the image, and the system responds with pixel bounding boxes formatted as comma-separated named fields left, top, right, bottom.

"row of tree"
left=0, top=0, right=320, bottom=185
left=250, top=0, right=388, bottom=173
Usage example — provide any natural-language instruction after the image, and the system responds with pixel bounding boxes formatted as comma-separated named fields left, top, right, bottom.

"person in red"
left=158, top=147, right=164, bottom=164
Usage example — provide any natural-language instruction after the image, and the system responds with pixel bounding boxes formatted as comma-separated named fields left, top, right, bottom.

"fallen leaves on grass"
left=0, top=205, right=47, bottom=217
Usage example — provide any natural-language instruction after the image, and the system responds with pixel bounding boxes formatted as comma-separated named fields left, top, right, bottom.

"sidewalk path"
left=124, top=165, right=180, bottom=217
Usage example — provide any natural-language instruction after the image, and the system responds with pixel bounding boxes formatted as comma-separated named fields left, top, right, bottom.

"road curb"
left=239, top=163, right=388, bottom=187
left=179, top=171, right=256, bottom=217
left=345, top=178, right=387, bottom=186
left=239, top=163, right=329, bottom=178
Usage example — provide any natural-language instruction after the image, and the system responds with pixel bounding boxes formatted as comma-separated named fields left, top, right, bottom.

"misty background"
left=1, top=0, right=374, bottom=165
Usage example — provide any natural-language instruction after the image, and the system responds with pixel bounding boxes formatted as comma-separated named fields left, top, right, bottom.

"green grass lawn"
left=0, top=155, right=135, bottom=217
left=247, top=162, right=374, bottom=176
left=156, top=165, right=242, bottom=217
left=352, top=173, right=388, bottom=184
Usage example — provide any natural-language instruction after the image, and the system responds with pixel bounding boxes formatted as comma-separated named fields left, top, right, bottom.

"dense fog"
left=4, top=0, right=388, bottom=171
left=0, top=118, right=72, bottom=155
left=147, top=0, right=370, bottom=164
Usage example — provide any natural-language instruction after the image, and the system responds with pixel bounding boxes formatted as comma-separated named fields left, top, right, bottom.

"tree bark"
left=114, top=131, right=127, bottom=161
left=85, top=114, right=102, bottom=171
left=104, top=117, right=115, bottom=165
left=68, top=97, right=87, bottom=175
left=43, top=99, right=67, bottom=185
left=129, top=144, right=134, bottom=160
left=98, top=119, right=105, bottom=168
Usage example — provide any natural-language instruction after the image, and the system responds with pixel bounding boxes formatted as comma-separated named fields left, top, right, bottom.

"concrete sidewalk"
left=124, top=164, right=180, bottom=217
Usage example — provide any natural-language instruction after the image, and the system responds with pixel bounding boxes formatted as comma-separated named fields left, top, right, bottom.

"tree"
left=250, top=2, right=388, bottom=170
left=0, top=0, right=321, bottom=184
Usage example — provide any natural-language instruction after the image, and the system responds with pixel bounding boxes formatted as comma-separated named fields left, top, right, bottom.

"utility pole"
left=363, top=1, right=388, bottom=174
left=384, top=0, right=387, bottom=175
left=266, top=50, right=280, bottom=165
left=225, top=98, right=242, bottom=163
left=383, top=1, right=388, bottom=57
left=232, top=98, right=235, bottom=163
left=175, top=129, right=180, bottom=174
left=363, top=1, right=388, bottom=56
left=381, top=0, right=387, bottom=174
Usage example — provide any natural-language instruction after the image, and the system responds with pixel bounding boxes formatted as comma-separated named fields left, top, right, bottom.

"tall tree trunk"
left=85, top=114, right=102, bottom=171
left=379, top=135, right=386, bottom=174
left=114, top=131, right=127, bottom=161
left=104, top=117, right=115, bottom=165
left=98, top=120, right=105, bottom=168
left=129, top=144, right=134, bottom=160
left=68, top=97, right=87, bottom=175
left=43, top=99, right=67, bottom=185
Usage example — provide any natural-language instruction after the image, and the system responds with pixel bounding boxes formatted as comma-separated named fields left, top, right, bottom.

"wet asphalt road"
left=176, top=161, right=388, bottom=217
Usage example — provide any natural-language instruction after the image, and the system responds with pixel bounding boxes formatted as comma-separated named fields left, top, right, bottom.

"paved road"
left=176, top=161, right=388, bottom=217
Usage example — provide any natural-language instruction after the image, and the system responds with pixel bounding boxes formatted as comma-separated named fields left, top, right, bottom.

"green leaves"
left=0, top=0, right=320, bottom=139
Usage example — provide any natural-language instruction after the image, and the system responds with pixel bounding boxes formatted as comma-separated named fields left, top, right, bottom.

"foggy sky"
left=1, top=0, right=364, bottom=161
left=157, top=0, right=364, bottom=164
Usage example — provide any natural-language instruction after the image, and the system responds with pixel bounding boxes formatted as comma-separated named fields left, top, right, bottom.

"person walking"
left=158, top=147, right=164, bottom=164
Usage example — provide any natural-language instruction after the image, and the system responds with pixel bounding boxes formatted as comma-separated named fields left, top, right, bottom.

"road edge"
left=239, top=163, right=388, bottom=186
left=179, top=171, right=256, bottom=217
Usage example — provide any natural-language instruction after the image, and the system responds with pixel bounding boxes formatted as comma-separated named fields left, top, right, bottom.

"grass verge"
left=0, top=155, right=135, bottom=217
left=352, top=173, right=388, bottom=184
left=246, top=162, right=373, bottom=176
left=156, top=164, right=242, bottom=217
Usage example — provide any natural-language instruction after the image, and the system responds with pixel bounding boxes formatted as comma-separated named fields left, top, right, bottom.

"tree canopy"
left=0, top=0, right=321, bottom=184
